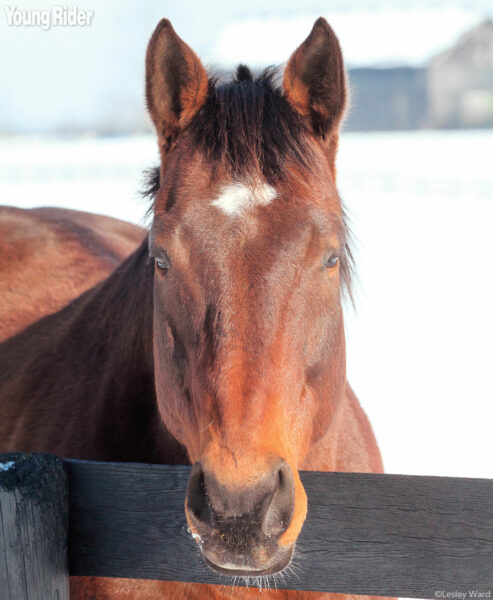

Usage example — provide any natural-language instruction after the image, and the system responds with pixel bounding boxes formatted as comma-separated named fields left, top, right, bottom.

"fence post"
left=0, top=452, right=69, bottom=600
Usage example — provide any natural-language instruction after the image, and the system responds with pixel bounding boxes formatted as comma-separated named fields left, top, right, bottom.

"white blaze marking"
left=211, top=181, right=277, bottom=216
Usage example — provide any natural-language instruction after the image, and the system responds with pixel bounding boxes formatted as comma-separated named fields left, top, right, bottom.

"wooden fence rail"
left=1, top=452, right=493, bottom=599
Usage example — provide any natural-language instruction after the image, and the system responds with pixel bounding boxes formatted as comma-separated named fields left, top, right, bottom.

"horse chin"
left=201, top=544, right=294, bottom=577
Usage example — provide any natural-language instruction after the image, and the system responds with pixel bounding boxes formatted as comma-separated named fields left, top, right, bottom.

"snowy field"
left=1, top=130, right=492, bottom=479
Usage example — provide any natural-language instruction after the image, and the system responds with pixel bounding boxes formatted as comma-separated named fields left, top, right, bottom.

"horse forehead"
left=211, top=180, right=277, bottom=217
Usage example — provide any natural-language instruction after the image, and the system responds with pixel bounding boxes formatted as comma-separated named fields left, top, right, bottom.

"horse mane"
left=141, top=64, right=355, bottom=301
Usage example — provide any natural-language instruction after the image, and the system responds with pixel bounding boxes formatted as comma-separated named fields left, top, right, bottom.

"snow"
left=0, top=461, right=15, bottom=471
left=0, top=135, right=158, bottom=226
left=338, top=130, right=493, bottom=479
left=1, top=130, right=492, bottom=479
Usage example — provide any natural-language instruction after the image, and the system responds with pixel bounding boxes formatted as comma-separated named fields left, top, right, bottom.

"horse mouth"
left=202, top=544, right=294, bottom=577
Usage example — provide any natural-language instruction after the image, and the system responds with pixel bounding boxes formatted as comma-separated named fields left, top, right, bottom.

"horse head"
left=146, top=17, right=350, bottom=576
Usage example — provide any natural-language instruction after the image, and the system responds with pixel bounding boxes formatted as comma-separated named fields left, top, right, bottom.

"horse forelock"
left=190, top=66, right=309, bottom=181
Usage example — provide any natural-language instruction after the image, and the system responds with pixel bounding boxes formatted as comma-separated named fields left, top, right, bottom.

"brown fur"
left=146, top=19, right=208, bottom=160
left=283, top=18, right=347, bottom=136
left=70, top=578, right=386, bottom=599
left=0, top=17, right=389, bottom=600
left=0, top=206, right=144, bottom=342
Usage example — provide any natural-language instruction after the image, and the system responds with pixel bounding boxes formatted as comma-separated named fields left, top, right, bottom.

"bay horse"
left=0, top=18, right=385, bottom=600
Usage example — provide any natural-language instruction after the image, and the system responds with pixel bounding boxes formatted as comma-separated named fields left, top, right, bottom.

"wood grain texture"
left=0, top=452, right=69, bottom=600
left=67, top=460, right=493, bottom=599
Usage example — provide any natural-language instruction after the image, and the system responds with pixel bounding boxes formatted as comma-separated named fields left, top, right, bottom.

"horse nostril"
left=186, top=462, right=214, bottom=528
left=187, top=459, right=295, bottom=542
left=262, top=462, right=295, bottom=537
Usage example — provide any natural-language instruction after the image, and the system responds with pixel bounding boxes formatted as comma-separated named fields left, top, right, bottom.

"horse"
left=0, top=205, right=144, bottom=342
left=0, top=17, right=385, bottom=600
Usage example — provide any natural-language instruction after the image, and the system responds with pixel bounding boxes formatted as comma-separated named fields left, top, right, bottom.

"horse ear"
left=146, top=19, right=208, bottom=151
left=283, top=17, right=346, bottom=138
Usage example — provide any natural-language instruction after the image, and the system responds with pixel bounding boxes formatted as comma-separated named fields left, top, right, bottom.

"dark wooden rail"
left=2, top=453, right=493, bottom=599
left=0, top=453, right=69, bottom=600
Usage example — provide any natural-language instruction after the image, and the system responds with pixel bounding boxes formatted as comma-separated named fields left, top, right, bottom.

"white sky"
left=0, top=1, right=490, bottom=131
left=207, top=8, right=483, bottom=67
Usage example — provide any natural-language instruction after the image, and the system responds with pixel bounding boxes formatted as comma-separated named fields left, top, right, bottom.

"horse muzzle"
left=185, top=458, right=297, bottom=576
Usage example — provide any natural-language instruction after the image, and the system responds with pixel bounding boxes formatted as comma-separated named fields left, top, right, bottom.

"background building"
left=345, top=19, right=493, bottom=130
left=345, top=67, right=427, bottom=130
left=427, top=19, right=493, bottom=128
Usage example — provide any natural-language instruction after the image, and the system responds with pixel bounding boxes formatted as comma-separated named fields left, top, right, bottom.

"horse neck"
left=60, top=238, right=187, bottom=463
left=0, top=238, right=186, bottom=464
left=90, top=238, right=155, bottom=371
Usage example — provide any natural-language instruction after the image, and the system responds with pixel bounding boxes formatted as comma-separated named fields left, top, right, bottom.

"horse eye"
left=155, top=256, right=170, bottom=272
left=325, top=254, right=339, bottom=269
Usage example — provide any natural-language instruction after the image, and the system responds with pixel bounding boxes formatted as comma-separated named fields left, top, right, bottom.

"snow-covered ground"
left=338, top=130, right=493, bottom=479
left=1, top=130, right=492, bottom=479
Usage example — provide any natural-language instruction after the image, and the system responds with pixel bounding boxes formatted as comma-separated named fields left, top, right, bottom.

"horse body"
left=0, top=206, right=144, bottom=342
left=0, top=16, right=386, bottom=600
